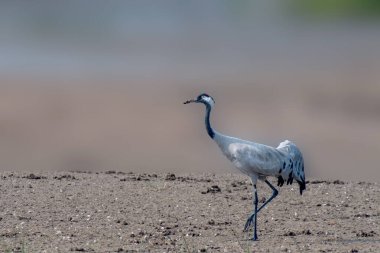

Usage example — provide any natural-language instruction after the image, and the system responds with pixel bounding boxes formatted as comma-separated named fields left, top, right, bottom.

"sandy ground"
left=0, top=171, right=379, bottom=252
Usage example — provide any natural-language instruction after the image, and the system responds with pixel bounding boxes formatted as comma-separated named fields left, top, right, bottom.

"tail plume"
left=277, top=140, right=306, bottom=195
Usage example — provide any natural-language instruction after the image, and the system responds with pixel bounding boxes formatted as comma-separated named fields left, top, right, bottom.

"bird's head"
left=184, top=93, right=215, bottom=107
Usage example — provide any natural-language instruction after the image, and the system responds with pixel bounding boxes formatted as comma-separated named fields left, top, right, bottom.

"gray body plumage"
left=213, top=132, right=305, bottom=193
left=215, top=133, right=302, bottom=180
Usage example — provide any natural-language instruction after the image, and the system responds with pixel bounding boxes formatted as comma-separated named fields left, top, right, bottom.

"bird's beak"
left=183, top=99, right=197, bottom=104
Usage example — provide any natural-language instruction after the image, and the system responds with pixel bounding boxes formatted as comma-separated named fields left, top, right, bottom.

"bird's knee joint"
left=273, top=189, right=278, bottom=197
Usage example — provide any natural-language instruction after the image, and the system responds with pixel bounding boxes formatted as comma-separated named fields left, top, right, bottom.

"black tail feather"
left=277, top=176, right=284, bottom=187
left=297, top=180, right=306, bottom=195
left=286, top=171, right=293, bottom=185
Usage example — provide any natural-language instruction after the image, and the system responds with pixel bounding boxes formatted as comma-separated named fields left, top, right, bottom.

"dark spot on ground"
left=356, top=231, right=376, bottom=237
left=310, top=180, right=328, bottom=184
left=23, top=173, right=47, bottom=180
left=333, top=180, right=345, bottom=185
left=70, top=247, right=94, bottom=252
left=302, top=229, right=312, bottom=235
left=165, top=173, right=176, bottom=181
left=206, top=185, right=221, bottom=193
left=354, top=213, right=371, bottom=218
left=208, top=219, right=215, bottom=225
left=284, top=231, right=296, bottom=236
left=54, top=174, right=77, bottom=180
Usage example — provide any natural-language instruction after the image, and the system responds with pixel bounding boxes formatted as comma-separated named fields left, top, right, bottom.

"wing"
left=276, top=140, right=306, bottom=195
left=226, top=142, right=287, bottom=177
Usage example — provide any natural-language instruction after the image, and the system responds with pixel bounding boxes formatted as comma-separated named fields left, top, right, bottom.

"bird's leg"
left=244, top=180, right=278, bottom=232
left=252, top=184, right=258, bottom=240
left=259, top=180, right=279, bottom=211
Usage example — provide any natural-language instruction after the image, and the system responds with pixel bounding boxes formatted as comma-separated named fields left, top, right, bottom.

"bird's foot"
left=243, top=214, right=255, bottom=232
left=251, top=235, right=258, bottom=241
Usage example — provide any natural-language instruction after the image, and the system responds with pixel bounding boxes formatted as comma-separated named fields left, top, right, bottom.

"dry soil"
left=0, top=171, right=379, bottom=252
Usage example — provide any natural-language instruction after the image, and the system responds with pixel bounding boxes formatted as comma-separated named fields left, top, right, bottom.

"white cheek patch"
left=203, top=96, right=215, bottom=106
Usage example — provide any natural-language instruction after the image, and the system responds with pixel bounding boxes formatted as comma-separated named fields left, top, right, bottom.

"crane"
left=184, top=93, right=306, bottom=240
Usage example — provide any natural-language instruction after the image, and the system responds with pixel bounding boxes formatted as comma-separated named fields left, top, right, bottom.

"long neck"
left=205, top=104, right=215, bottom=139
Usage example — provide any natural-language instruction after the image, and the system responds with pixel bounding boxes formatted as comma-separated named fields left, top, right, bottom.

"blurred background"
left=0, top=0, right=379, bottom=181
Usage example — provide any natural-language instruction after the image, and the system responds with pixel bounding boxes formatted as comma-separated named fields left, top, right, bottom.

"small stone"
left=70, top=248, right=85, bottom=252
left=303, top=229, right=312, bottom=235
left=162, top=230, right=171, bottom=236
left=284, top=231, right=296, bottom=236
left=206, top=185, right=221, bottom=193
left=165, top=173, right=176, bottom=181
left=208, top=219, right=215, bottom=225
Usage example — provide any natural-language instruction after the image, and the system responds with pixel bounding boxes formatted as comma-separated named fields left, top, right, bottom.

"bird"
left=184, top=93, right=306, bottom=241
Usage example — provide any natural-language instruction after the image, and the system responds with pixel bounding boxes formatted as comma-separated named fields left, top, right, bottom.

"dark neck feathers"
left=205, top=103, right=215, bottom=139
